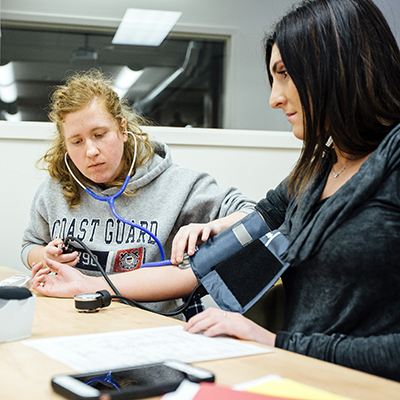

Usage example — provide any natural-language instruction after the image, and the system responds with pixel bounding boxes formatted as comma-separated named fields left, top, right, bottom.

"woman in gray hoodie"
left=23, top=69, right=255, bottom=319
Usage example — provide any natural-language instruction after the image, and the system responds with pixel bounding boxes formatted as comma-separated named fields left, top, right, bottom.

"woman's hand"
left=171, top=221, right=223, bottom=264
left=44, top=238, right=80, bottom=268
left=171, top=212, right=248, bottom=264
left=31, top=258, right=87, bottom=298
left=184, top=307, right=276, bottom=347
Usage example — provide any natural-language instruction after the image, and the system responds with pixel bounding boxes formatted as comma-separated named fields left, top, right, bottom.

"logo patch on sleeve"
left=113, top=247, right=144, bottom=272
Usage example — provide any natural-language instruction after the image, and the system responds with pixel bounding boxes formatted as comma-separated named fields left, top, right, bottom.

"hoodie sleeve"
left=275, top=330, right=400, bottom=381
left=20, top=180, right=53, bottom=269
left=172, top=168, right=256, bottom=228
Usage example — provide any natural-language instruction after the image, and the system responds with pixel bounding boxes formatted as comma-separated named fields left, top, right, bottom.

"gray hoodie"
left=22, top=141, right=255, bottom=316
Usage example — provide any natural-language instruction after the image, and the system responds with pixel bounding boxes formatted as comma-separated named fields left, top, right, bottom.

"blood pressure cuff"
left=189, top=211, right=289, bottom=314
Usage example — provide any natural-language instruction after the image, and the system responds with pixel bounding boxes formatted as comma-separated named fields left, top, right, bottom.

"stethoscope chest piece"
left=74, top=290, right=111, bottom=313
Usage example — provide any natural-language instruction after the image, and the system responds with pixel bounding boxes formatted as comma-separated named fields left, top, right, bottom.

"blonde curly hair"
left=40, top=69, right=154, bottom=208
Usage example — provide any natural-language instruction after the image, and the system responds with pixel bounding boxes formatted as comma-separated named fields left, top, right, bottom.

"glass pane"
left=0, top=24, right=226, bottom=127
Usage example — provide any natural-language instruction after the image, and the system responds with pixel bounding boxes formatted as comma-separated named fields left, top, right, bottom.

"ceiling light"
left=112, top=9, right=182, bottom=47
left=113, top=66, right=144, bottom=98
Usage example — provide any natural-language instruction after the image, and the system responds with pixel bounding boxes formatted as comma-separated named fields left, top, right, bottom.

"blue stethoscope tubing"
left=64, top=131, right=172, bottom=268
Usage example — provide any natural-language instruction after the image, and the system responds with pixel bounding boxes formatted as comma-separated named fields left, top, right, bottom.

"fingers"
left=186, top=228, right=203, bottom=256
left=44, top=238, right=64, bottom=258
left=45, top=238, right=79, bottom=267
left=171, top=224, right=208, bottom=264
left=57, top=252, right=80, bottom=267
left=43, top=257, right=64, bottom=273
left=31, top=262, right=50, bottom=292
left=201, top=321, right=234, bottom=338
left=200, top=225, right=212, bottom=243
left=184, top=309, right=211, bottom=332
left=186, top=308, right=275, bottom=345
left=170, top=226, right=190, bottom=264
left=31, top=257, right=86, bottom=298
left=31, top=261, right=44, bottom=276
left=184, top=308, right=257, bottom=341
left=32, top=258, right=62, bottom=284
left=184, top=308, right=228, bottom=335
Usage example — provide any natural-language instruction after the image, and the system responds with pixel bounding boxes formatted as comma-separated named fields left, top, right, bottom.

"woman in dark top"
left=183, top=0, right=400, bottom=381
left=31, top=0, right=400, bottom=381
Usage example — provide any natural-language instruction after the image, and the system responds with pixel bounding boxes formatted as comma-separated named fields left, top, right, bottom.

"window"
left=0, top=23, right=226, bottom=127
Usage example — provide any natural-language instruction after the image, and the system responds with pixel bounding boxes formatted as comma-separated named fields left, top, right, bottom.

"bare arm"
left=31, top=258, right=198, bottom=301
left=27, top=246, right=46, bottom=268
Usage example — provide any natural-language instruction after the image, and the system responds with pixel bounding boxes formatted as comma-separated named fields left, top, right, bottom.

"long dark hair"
left=265, top=0, right=400, bottom=196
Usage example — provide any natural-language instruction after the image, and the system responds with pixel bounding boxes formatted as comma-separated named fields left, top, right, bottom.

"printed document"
left=23, top=325, right=271, bottom=372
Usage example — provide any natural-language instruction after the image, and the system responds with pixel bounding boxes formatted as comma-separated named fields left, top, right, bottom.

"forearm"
left=213, top=211, right=248, bottom=232
left=184, top=308, right=276, bottom=346
left=82, top=266, right=199, bottom=301
left=27, top=245, right=46, bottom=269
left=276, top=331, right=400, bottom=381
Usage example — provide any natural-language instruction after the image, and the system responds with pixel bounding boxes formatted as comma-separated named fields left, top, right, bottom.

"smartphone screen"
left=77, top=364, right=185, bottom=392
left=52, top=361, right=215, bottom=400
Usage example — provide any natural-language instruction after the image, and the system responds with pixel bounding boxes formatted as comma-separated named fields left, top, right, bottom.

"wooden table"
left=1, top=266, right=400, bottom=400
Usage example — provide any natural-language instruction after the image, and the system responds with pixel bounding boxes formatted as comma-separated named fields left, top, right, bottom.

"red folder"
left=189, top=382, right=293, bottom=400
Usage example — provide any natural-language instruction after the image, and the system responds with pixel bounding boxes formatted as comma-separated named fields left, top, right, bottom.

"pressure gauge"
left=74, top=291, right=111, bottom=313
left=74, top=293, right=102, bottom=313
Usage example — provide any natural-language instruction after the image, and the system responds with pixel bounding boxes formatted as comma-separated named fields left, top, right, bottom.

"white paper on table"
left=23, top=325, right=272, bottom=372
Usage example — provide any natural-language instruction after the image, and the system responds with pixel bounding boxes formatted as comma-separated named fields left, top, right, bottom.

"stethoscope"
left=64, top=130, right=202, bottom=315
left=63, top=131, right=179, bottom=268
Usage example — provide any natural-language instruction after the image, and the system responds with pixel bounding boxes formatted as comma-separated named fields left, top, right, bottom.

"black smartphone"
left=51, top=360, right=215, bottom=400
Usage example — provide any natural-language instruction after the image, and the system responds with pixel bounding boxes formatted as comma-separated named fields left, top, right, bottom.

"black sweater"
left=256, top=124, right=400, bottom=381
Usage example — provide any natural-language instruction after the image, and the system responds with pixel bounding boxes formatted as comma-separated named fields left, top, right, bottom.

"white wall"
left=0, top=121, right=301, bottom=272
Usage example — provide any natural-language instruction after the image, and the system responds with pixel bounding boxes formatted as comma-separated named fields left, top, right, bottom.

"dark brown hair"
left=265, top=0, right=400, bottom=196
